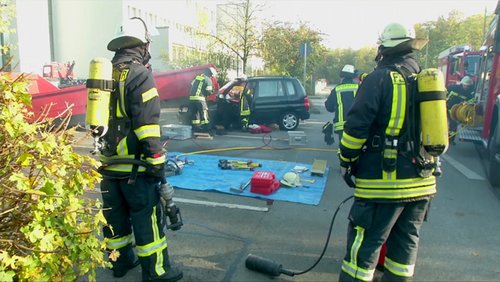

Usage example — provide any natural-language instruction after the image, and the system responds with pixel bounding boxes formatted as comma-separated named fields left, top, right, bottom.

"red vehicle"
left=457, top=1, right=500, bottom=187
left=26, top=64, right=218, bottom=126
left=437, top=45, right=481, bottom=87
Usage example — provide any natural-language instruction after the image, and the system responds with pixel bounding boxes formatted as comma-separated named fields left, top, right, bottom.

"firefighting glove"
left=322, top=122, right=334, bottom=145
left=338, top=152, right=358, bottom=188
left=147, top=163, right=167, bottom=180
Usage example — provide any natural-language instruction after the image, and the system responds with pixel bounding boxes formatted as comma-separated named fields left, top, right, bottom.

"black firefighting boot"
left=141, top=248, right=183, bottom=282
left=110, top=243, right=140, bottom=278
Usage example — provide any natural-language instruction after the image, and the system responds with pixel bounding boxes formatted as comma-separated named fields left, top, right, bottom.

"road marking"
left=441, top=155, right=486, bottom=181
left=174, top=197, right=269, bottom=212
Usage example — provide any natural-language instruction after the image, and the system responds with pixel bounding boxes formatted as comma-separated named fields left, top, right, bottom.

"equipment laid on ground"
left=218, top=159, right=262, bottom=170
left=165, top=158, right=189, bottom=176
left=279, top=172, right=304, bottom=188
left=245, top=196, right=354, bottom=277
left=158, top=178, right=183, bottom=231
left=310, top=159, right=327, bottom=176
left=85, top=57, right=114, bottom=154
left=288, top=131, right=307, bottom=146
left=230, top=180, right=251, bottom=193
left=250, top=171, right=280, bottom=195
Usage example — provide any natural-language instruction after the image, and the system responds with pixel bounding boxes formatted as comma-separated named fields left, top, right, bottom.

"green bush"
left=0, top=3, right=109, bottom=279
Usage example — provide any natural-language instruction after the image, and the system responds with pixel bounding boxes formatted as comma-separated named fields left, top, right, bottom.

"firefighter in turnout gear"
left=188, top=69, right=214, bottom=133
left=325, top=64, right=359, bottom=143
left=338, top=23, right=437, bottom=282
left=239, top=83, right=254, bottom=131
left=99, top=17, right=183, bottom=282
left=446, top=75, right=474, bottom=144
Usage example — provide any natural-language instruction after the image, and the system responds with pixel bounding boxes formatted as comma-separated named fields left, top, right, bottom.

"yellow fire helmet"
left=280, top=172, right=303, bottom=188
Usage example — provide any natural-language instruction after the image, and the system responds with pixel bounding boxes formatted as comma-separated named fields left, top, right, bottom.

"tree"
left=0, top=2, right=108, bottom=281
left=200, top=0, right=262, bottom=74
left=260, top=21, right=325, bottom=92
left=415, top=10, right=494, bottom=68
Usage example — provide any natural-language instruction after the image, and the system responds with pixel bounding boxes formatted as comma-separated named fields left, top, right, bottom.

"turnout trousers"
left=101, top=175, right=173, bottom=280
left=339, top=198, right=431, bottom=282
left=189, top=99, right=209, bottom=130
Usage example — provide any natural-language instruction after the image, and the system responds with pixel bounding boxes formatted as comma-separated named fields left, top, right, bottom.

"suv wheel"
left=279, top=112, right=299, bottom=131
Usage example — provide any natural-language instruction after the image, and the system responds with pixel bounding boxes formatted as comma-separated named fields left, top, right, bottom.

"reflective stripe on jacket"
left=100, top=58, right=164, bottom=173
left=339, top=54, right=436, bottom=202
left=325, top=81, right=358, bottom=132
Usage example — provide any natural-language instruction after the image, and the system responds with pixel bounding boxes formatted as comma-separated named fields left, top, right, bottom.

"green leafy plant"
left=0, top=2, right=109, bottom=281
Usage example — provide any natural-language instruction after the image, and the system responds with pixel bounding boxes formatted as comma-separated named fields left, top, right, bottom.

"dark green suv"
left=212, top=76, right=310, bottom=131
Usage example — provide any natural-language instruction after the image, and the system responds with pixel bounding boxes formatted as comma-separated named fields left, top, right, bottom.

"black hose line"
left=245, top=195, right=354, bottom=277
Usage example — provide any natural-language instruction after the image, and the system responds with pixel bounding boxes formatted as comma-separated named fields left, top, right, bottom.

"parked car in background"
left=210, top=76, right=310, bottom=131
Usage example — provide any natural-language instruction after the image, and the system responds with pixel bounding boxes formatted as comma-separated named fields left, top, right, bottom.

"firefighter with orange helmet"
left=338, top=23, right=439, bottom=282
left=99, top=17, right=183, bottom=282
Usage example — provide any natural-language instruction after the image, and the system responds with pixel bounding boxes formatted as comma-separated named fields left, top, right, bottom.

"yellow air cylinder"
left=85, top=57, right=113, bottom=135
left=417, top=68, right=449, bottom=156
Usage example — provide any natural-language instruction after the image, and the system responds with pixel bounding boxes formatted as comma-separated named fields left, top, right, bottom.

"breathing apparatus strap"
left=382, top=70, right=407, bottom=175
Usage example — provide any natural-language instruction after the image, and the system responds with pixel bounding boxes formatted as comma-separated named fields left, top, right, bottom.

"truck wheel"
left=487, top=126, right=500, bottom=187
left=279, top=112, right=299, bottom=131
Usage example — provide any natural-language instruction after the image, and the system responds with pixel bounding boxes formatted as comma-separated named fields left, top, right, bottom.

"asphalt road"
left=78, top=96, right=500, bottom=282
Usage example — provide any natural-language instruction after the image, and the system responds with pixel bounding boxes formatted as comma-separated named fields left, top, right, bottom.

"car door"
left=250, top=78, right=286, bottom=123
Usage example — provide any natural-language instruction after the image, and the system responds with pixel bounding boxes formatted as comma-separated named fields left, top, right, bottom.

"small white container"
left=162, top=124, right=192, bottom=140
left=288, top=131, right=307, bottom=146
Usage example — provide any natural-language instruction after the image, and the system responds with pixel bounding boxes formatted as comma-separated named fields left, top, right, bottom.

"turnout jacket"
left=100, top=47, right=165, bottom=174
left=339, top=52, right=436, bottom=202
left=447, top=83, right=473, bottom=110
left=325, top=79, right=358, bottom=132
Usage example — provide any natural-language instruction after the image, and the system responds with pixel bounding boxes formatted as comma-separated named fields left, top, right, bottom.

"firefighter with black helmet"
left=338, top=23, right=441, bottom=281
left=324, top=64, right=359, bottom=144
left=98, top=17, right=183, bottom=282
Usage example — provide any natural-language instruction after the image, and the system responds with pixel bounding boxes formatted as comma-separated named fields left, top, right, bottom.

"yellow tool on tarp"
left=218, top=159, right=262, bottom=170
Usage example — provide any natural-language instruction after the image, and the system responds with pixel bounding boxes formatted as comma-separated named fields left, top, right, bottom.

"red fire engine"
left=455, top=1, right=500, bottom=187
left=437, top=45, right=481, bottom=87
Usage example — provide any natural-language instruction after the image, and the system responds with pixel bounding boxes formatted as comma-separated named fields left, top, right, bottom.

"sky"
left=250, top=0, right=497, bottom=49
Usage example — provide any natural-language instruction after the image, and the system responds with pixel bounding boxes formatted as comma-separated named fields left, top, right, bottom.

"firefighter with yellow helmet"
left=338, top=22, right=446, bottom=281
left=93, top=17, right=183, bottom=282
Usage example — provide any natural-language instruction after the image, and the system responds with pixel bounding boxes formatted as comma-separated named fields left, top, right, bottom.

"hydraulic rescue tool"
left=158, top=178, right=183, bottom=231
left=218, top=159, right=262, bottom=170
left=245, top=196, right=353, bottom=277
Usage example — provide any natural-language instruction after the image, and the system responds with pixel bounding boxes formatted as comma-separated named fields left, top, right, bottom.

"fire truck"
left=437, top=45, right=481, bottom=87
left=455, top=1, right=500, bottom=187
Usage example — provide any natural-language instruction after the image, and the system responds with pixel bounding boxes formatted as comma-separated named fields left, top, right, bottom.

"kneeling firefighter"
left=86, top=17, right=183, bottom=282
left=338, top=22, right=447, bottom=282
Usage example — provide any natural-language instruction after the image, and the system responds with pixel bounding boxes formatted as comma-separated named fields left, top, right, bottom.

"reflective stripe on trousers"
left=339, top=199, right=430, bottom=282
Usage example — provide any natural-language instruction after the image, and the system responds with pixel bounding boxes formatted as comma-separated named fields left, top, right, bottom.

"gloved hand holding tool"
left=338, top=152, right=357, bottom=188
left=322, top=122, right=334, bottom=145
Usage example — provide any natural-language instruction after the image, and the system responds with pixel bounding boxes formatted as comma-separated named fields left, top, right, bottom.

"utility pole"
left=303, top=43, right=307, bottom=86
left=300, top=42, right=312, bottom=88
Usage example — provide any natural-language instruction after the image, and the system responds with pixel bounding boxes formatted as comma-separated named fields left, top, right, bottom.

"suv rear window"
left=255, top=80, right=285, bottom=97
left=284, top=80, right=296, bottom=96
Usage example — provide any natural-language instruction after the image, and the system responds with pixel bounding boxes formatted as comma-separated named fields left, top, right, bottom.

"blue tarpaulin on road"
left=165, top=152, right=330, bottom=206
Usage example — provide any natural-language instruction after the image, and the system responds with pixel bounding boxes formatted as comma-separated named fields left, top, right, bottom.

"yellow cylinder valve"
left=85, top=57, right=113, bottom=137
left=417, top=68, right=449, bottom=156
